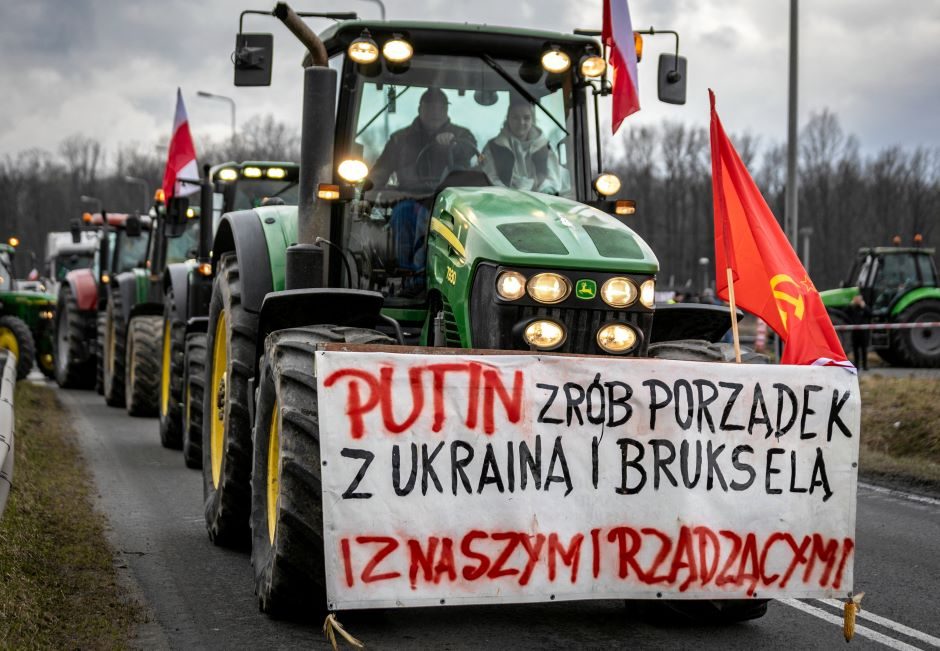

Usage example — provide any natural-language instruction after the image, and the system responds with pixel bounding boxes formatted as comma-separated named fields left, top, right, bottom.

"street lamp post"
left=123, top=176, right=150, bottom=212
left=197, top=91, right=237, bottom=142
left=698, top=257, right=710, bottom=296
left=799, top=226, right=813, bottom=274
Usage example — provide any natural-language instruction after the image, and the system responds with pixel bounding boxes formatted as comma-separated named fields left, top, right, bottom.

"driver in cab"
left=369, top=87, right=477, bottom=196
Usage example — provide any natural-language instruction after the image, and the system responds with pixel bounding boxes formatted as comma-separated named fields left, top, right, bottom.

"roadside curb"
left=0, top=349, right=17, bottom=519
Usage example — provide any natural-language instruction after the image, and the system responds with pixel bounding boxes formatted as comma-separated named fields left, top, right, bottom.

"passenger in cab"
left=481, top=96, right=567, bottom=195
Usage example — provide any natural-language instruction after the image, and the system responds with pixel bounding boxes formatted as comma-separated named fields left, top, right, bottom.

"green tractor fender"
left=110, top=268, right=151, bottom=325
left=211, top=208, right=295, bottom=315
left=163, top=261, right=196, bottom=322
left=890, top=286, right=940, bottom=317
left=819, top=286, right=860, bottom=311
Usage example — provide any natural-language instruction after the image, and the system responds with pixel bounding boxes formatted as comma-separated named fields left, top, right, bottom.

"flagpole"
left=726, top=267, right=742, bottom=363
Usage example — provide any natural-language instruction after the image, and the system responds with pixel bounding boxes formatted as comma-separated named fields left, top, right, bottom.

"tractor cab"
left=845, top=247, right=938, bottom=314
left=210, top=162, right=300, bottom=217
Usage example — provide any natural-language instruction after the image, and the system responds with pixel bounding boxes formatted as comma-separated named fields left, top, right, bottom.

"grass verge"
left=0, top=383, right=143, bottom=649
left=859, top=374, right=940, bottom=489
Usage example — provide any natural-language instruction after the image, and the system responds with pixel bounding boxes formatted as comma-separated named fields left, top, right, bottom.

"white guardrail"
left=0, top=350, right=16, bottom=519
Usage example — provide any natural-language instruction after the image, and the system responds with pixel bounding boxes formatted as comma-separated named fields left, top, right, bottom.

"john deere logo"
left=575, top=279, right=597, bottom=299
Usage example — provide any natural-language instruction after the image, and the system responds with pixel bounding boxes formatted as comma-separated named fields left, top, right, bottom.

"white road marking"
left=859, top=482, right=940, bottom=508
left=817, top=599, right=940, bottom=648
left=778, top=598, right=923, bottom=651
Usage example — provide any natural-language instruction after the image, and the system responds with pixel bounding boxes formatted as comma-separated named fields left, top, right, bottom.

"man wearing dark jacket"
left=369, top=88, right=476, bottom=194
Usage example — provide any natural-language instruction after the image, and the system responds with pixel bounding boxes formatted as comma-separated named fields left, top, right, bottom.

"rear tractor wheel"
left=55, top=283, right=96, bottom=389
left=103, top=292, right=127, bottom=407
left=891, top=298, right=940, bottom=368
left=125, top=315, right=162, bottom=417
left=182, top=332, right=207, bottom=469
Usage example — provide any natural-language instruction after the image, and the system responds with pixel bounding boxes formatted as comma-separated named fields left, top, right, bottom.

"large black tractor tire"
left=158, top=290, right=186, bottom=448
left=103, top=292, right=127, bottom=407
left=125, top=315, right=162, bottom=417
left=251, top=325, right=394, bottom=618
left=55, top=284, right=96, bottom=389
left=891, top=298, right=940, bottom=368
left=648, top=339, right=769, bottom=364
left=201, top=253, right=259, bottom=548
left=95, top=312, right=106, bottom=394
left=182, top=332, right=206, bottom=469
left=0, top=316, right=36, bottom=380
left=643, top=337, right=770, bottom=623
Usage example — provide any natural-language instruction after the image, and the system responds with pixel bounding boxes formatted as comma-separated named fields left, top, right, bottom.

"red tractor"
left=55, top=212, right=148, bottom=389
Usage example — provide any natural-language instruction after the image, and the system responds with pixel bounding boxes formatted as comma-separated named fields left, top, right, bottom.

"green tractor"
left=102, top=194, right=200, bottom=415
left=193, top=5, right=768, bottom=621
left=821, top=244, right=940, bottom=367
left=0, top=242, right=57, bottom=380
left=159, top=161, right=299, bottom=464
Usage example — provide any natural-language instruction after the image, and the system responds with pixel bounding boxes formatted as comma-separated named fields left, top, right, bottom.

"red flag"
left=161, top=89, right=199, bottom=200
left=602, top=0, right=640, bottom=134
left=709, top=90, right=850, bottom=368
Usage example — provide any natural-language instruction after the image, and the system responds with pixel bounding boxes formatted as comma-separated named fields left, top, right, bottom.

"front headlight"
left=524, top=320, right=566, bottom=350
left=640, top=279, right=656, bottom=308
left=496, top=271, right=526, bottom=300
left=601, top=277, right=637, bottom=307
left=597, top=323, right=638, bottom=354
left=527, top=273, right=571, bottom=304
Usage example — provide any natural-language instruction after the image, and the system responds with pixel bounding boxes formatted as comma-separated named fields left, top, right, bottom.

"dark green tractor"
left=159, top=161, right=299, bottom=464
left=821, top=245, right=940, bottom=367
left=0, top=242, right=57, bottom=380
left=102, top=194, right=200, bottom=415
left=195, top=4, right=766, bottom=622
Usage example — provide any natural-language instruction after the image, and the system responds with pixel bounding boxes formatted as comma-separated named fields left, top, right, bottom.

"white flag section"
left=316, top=350, right=860, bottom=610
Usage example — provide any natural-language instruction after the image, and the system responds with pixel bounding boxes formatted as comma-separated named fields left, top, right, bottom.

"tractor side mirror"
left=657, top=54, right=688, bottom=105
left=234, top=33, right=274, bottom=87
left=70, top=219, right=82, bottom=244
left=165, top=197, right=190, bottom=237
left=125, top=214, right=143, bottom=237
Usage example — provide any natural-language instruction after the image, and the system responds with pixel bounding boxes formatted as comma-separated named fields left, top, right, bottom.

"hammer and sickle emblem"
left=770, top=274, right=805, bottom=331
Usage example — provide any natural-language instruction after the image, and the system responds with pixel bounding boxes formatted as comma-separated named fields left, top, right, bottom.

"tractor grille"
left=469, top=263, right=652, bottom=356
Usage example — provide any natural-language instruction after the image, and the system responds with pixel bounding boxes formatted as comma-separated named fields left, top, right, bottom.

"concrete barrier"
left=0, top=350, right=16, bottom=519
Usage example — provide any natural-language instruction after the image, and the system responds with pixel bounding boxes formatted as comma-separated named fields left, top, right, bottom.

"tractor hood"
left=434, top=187, right=659, bottom=273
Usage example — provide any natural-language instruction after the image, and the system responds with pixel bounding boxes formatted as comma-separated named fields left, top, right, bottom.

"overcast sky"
left=3, top=0, right=939, bottom=161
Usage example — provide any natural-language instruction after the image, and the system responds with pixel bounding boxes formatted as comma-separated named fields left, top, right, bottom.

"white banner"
left=316, top=350, right=859, bottom=610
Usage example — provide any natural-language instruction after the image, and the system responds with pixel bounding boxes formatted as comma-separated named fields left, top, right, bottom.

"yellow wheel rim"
left=267, top=400, right=280, bottom=544
left=160, top=320, right=172, bottom=417
left=40, top=353, right=53, bottom=371
left=0, top=327, right=19, bottom=359
left=210, top=310, right=228, bottom=488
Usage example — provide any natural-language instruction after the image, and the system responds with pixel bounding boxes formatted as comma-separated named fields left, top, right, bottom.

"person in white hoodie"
left=481, top=96, right=568, bottom=196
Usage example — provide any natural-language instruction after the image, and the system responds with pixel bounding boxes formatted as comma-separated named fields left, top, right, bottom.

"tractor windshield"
left=113, top=231, right=150, bottom=274
left=166, top=219, right=200, bottom=265
left=343, top=52, right=578, bottom=303
left=231, top=179, right=300, bottom=211
left=56, top=253, right=94, bottom=280
left=351, top=53, right=576, bottom=199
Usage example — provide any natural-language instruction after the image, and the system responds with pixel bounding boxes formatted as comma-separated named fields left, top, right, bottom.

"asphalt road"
left=55, top=385, right=940, bottom=650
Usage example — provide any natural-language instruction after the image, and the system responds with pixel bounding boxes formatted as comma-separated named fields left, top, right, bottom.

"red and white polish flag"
left=602, top=0, right=641, bottom=134
left=161, top=88, right=200, bottom=200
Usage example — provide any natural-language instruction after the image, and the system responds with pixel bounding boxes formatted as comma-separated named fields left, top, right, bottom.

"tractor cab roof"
left=858, top=246, right=936, bottom=256
left=86, top=212, right=153, bottom=229
left=321, top=20, right=600, bottom=61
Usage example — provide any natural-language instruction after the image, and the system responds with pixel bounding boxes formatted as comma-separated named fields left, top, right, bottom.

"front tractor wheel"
left=182, top=333, right=207, bottom=469
left=103, top=292, right=127, bottom=407
left=644, top=338, right=770, bottom=623
left=0, top=316, right=36, bottom=380
left=125, top=315, right=162, bottom=417
left=251, top=325, right=394, bottom=618
left=202, top=253, right=258, bottom=548
left=55, top=284, right=95, bottom=389
left=158, top=291, right=186, bottom=448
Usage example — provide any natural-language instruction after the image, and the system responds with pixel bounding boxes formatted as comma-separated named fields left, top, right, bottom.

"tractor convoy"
left=7, top=0, right=905, bottom=633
